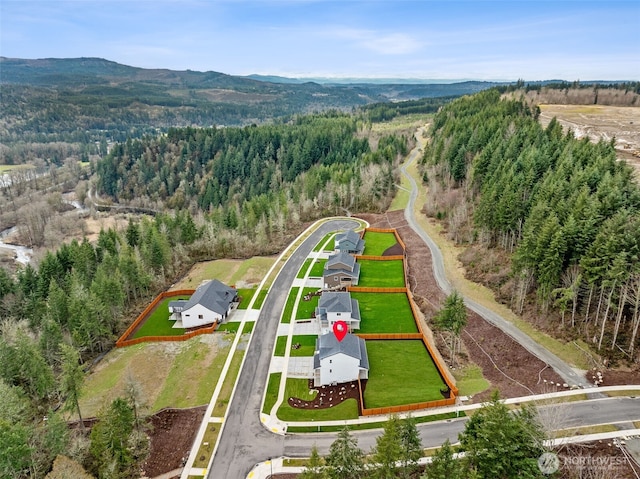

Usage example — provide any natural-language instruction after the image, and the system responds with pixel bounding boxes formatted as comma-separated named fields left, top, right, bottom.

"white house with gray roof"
left=168, top=279, right=237, bottom=328
left=313, top=333, right=369, bottom=387
left=334, top=230, right=365, bottom=255
left=315, top=291, right=361, bottom=333
left=323, top=251, right=361, bottom=289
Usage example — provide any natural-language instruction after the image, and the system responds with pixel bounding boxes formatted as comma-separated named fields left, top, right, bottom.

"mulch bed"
left=357, top=211, right=564, bottom=401
left=143, top=406, right=207, bottom=477
left=382, top=242, right=404, bottom=256
left=288, top=380, right=361, bottom=411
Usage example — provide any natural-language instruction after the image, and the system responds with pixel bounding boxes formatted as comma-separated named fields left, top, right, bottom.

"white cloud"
left=327, top=27, right=423, bottom=55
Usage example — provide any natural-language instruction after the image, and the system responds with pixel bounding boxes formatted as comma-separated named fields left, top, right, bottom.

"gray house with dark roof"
left=323, top=252, right=361, bottom=289
left=169, top=279, right=237, bottom=328
left=313, top=333, right=369, bottom=386
left=334, top=230, right=365, bottom=255
left=315, top=292, right=361, bottom=332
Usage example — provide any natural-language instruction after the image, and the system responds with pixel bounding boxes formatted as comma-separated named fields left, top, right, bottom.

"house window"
left=330, top=359, right=332, bottom=364
left=336, top=313, right=341, bottom=316
left=198, top=314, right=203, bottom=319
left=334, top=276, right=338, bottom=281
left=330, top=369, right=332, bottom=373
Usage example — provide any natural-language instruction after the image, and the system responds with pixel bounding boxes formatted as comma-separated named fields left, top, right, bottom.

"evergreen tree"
left=325, top=428, right=364, bottom=479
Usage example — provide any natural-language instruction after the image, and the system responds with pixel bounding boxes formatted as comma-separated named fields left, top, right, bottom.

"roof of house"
left=316, top=292, right=361, bottom=321
left=326, top=251, right=356, bottom=269
left=183, top=279, right=237, bottom=315
left=168, top=299, right=188, bottom=310
left=335, top=230, right=365, bottom=252
left=313, top=333, right=369, bottom=370
left=323, top=261, right=361, bottom=280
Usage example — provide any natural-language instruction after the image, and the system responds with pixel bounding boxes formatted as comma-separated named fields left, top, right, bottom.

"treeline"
left=421, top=89, right=640, bottom=358
left=97, top=113, right=403, bottom=235
left=500, top=79, right=640, bottom=95
left=360, top=97, right=455, bottom=122
left=0, top=211, right=201, bottom=477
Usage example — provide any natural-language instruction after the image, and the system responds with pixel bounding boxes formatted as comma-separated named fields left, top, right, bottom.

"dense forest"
left=421, top=89, right=640, bottom=358
left=0, top=57, right=496, bottom=166
left=0, top=111, right=407, bottom=477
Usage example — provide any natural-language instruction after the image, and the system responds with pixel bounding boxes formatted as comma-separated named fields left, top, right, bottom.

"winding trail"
left=400, top=127, right=591, bottom=388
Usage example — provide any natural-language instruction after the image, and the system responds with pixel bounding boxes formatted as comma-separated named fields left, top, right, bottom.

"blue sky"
left=1, top=1, right=638, bottom=80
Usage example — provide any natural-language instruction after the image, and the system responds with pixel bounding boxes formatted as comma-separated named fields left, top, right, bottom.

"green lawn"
left=274, top=335, right=316, bottom=357
left=351, top=292, right=418, bottom=334
left=253, top=289, right=268, bottom=309
left=212, top=347, right=246, bottom=416
left=216, top=321, right=254, bottom=334
left=282, top=287, right=299, bottom=324
left=277, top=378, right=359, bottom=421
left=132, top=296, right=190, bottom=338
left=297, top=259, right=313, bottom=278
left=262, top=373, right=282, bottom=414
left=364, top=340, right=446, bottom=408
left=296, top=288, right=320, bottom=320
left=363, top=231, right=399, bottom=256
left=309, top=259, right=326, bottom=277
left=357, top=259, right=405, bottom=287
left=452, top=364, right=490, bottom=397
left=313, top=233, right=336, bottom=252
left=236, top=288, right=257, bottom=309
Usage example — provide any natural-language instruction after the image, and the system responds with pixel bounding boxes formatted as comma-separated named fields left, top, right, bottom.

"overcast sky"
left=1, top=0, right=638, bottom=81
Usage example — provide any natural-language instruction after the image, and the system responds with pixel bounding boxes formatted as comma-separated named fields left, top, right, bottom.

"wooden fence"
left=115, top=289, right=198, bottom=348
left=356, top=333, right=423, bottom=340
left=347, top=286, right=407, bottom=293
left=361, top=397, right=457, bottom=416
left=356, top=254, right=405, bottom=261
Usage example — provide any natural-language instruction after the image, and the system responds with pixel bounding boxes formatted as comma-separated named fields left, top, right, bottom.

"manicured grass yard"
left=351, top=292, right=418, bottom=334
left=363, top=231, right=398, bottom=256
left=262, top=373, right=282, bottom=414
left=296, top=288, right=320, bottom=320
left=274, top=335, right=316, bottom=357
left=281, top=287, right=299, bottom=324
left=277, top=378, right=359, bottom=421
left=364, top=340, right=446, bottom=408
left=313, top=233, right=336, bottom=252
left=309, top=259, right=326, bottom=277
left=253, top=289, right=268, bottom=309
left=132, top=296, right=190, bottom=338
left=297, top=259, right=313, bottom=278
left=236, top=288, right=257, bottom=309
left=357, top=259, right=405, bottom=287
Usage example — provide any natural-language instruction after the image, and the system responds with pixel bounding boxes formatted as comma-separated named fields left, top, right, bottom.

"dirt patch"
left=586, top=368, right=640, bottom=387
left=288, top=380, right=361, bottom=411
left=382, top=242, right=404, bottom=256
left=143, top=406, right=207, bottom=477
left=357, top=211, right=563, bottom=400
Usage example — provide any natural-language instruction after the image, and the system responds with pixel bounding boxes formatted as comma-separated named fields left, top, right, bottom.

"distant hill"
left=0, top=57, right=505, bottom=164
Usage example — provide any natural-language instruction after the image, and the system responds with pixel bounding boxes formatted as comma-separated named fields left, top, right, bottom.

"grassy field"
left=172, top=256, right=275, bottom=290
left=276, top=378, right=359, bottom=421
left=357, top=259, right=405, bottom=287
left=362, top=231, right=398, bottom=256
left=282, top=287, right=299, bottom=324
left=212, top=346, right=246, bottom=416
left=79, top=334, right=233, bottom=417
left=388, top=172, right=412, bottom=211
left=216, top=321, right=254, bottom=334
left=236, top=288, right=257, bottom=309
left=132, top=296, right=189, bottom=338
left=274, top=335, right=316, bottom=357
left=193, top=423, right=220, bottom=468
left=351, top=292, right=418, bottom=334
left=364, top=340, right=446, bottom=408
left=296, top=288, right=320, bottom=320
left=452, top=364, right=490, bottom=397
left=0, top=164, right=35, bottom=173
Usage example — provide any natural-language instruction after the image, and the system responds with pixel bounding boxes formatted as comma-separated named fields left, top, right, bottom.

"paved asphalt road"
left=209, top=134, right=606, bottom=478
left=400, top=131, right=592, bottom=389
left=208, top=219, right=360, bottom=478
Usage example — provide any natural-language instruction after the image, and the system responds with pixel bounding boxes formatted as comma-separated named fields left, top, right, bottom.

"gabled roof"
left=335, top=230, right=365, bottom=253
left=184, top=279, right=236, bottom=315
left=326, top=251, right=356, bottom=270
left=318, top=292, right=353, bottom=313
left=323, top=261, right=360, bottom=280
left=313, top=333, right=369, bottom=370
